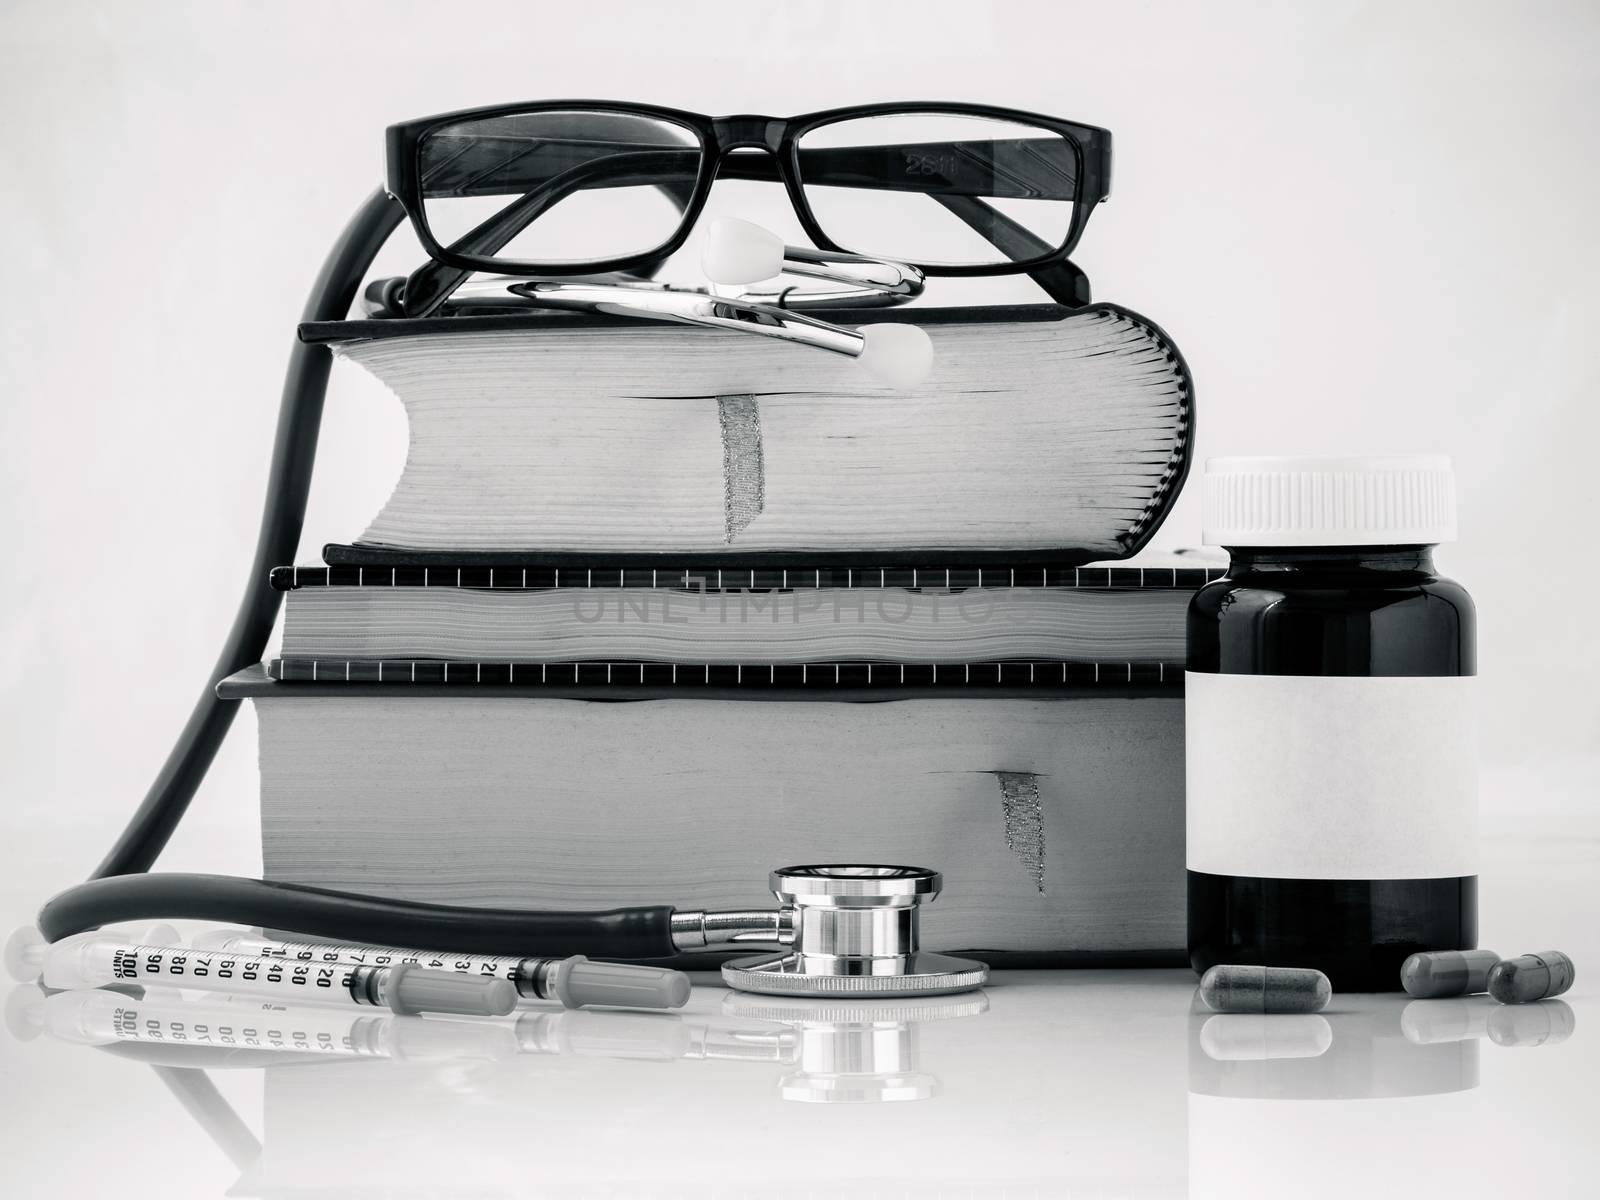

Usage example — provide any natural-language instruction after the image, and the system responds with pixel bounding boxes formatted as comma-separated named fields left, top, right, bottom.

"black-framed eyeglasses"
left=386, top=100, right=1111, bottom=316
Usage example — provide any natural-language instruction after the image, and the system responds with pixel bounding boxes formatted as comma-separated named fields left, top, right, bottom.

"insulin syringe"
left=193, top=930, right=690, bottom=1011
left=41, top=933, right=515, bottom=1018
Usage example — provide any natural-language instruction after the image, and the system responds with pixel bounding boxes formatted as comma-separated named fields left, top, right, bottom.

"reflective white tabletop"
left=3, top=790, right=1594, bottom=1199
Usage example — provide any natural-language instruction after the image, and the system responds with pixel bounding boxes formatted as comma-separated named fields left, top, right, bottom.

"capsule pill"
left=1400, top=949, right=1501, bottom=998
left=1198, top=964, right=1331, bottom=1014
left=1487, top=951, right=1575, bottom=1005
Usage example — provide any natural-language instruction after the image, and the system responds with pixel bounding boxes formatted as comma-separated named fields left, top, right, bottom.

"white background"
left=3, top=0, right=1597, bottom=893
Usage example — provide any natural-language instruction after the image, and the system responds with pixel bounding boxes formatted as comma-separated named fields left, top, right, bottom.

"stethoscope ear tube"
left=37, top=875, right=678, bottom=960
left=89, top=189, right=408, bottom=882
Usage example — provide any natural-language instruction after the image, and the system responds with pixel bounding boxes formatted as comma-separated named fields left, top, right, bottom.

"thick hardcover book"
left=224, top=665, right=1187, bottom=962
left=302, top=303, right=1192, bottom=562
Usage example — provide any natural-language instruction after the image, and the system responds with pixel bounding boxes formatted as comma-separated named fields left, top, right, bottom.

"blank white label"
left=1186, top=672, right=1477, bottom=880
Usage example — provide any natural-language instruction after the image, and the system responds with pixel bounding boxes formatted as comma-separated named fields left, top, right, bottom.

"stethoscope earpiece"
left=700, top=216, right=787, bottom=287
left=853, top=323, right=935, bottom=389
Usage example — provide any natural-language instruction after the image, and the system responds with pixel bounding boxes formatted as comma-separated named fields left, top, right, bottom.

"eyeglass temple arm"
left=927, top=193, right=1089, bottom=305
left=731, top=156, right=1088, bottom=303
left=737, top=141, right=1080, bottom=200
left=718, top=146, right=1080, bottom=251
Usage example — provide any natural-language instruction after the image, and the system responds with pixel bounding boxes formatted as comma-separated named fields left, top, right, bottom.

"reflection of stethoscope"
left=14, top=983, right=988, bottom=1104
left=725, top=991, right=989, bottom=1104
left=33, top=183, right=1036, bottom=996
left=6, top=980, right=985, bottom=1188
left=43, top=865, right=989, bottom=999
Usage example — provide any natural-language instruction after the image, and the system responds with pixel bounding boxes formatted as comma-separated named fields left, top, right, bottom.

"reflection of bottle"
left=723, top=992, right=987, bottom=1103
left=1188, top=996, right=1481, bottom=1199
left=1187, top=456, right=1476, bottom=991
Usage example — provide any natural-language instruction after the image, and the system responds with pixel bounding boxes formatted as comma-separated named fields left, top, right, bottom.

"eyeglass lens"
left=794, top=112, right=1079, bottom=268
left=418, top=110, right=704, bottom=266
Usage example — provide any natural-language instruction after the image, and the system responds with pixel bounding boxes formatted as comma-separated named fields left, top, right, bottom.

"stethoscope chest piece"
left=721, top=865, right=989, bottom=998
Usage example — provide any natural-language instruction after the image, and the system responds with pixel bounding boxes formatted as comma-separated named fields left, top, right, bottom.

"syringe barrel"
left=43, top=936, right=514, bottom=1016
left=194, top=935, right=687, bottom=1010
left=199, top=932, right=530, bottom=993
left=46, top=938, right=371, bottom=1009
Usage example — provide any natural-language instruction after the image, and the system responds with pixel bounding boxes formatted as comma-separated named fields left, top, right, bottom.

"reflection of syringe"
left=194, top=930, right=688, bottom=1011
left=18, top=984, right=791, bottom=1067
left=511, top=1009, right=795, bottom=1064
left=42, top=934, right=514, bottom=1017
left=32, top=987, right=519, bottom=1062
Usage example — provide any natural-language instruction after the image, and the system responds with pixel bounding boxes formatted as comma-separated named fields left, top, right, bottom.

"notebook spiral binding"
left=266, top=657, right=1182, bottom=689
left=273, top=564, right=1225, bottom=592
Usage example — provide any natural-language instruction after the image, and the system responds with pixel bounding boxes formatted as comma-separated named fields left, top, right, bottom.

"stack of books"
left=223, top=303, right=1206, bottom=963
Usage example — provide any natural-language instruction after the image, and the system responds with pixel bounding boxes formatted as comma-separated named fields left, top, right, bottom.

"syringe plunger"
left=384, top=962, right=516, bottom=1017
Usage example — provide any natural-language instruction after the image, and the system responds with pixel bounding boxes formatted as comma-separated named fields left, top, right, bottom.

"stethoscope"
left=36, top=187, right=998, bottom=1000
left=40, top=864, right=988, bottom=998
left=363, top=215, right=937, bottom=387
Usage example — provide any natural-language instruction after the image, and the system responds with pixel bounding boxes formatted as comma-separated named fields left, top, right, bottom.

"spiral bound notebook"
left=267, top=556, right=1220, bottom=677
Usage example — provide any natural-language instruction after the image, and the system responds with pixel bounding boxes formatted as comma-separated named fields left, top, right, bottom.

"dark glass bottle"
left=1186, top=458, right=1476, bottom=992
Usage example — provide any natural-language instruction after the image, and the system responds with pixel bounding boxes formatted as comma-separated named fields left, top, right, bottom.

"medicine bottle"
left=1186, top=455, right=1475, bottom=991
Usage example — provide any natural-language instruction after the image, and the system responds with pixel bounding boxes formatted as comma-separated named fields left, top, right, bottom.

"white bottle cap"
left=1202, top=455, right=1457, bottom=547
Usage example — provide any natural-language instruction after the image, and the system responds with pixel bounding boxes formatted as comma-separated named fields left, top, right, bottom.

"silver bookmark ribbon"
left=717, top=394, right=765, bottom=543
left=994, top=771, right=1046, bottom=894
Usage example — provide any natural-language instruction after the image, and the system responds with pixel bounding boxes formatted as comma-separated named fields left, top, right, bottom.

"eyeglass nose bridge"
left=710, top=115, right=788, bottom=154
